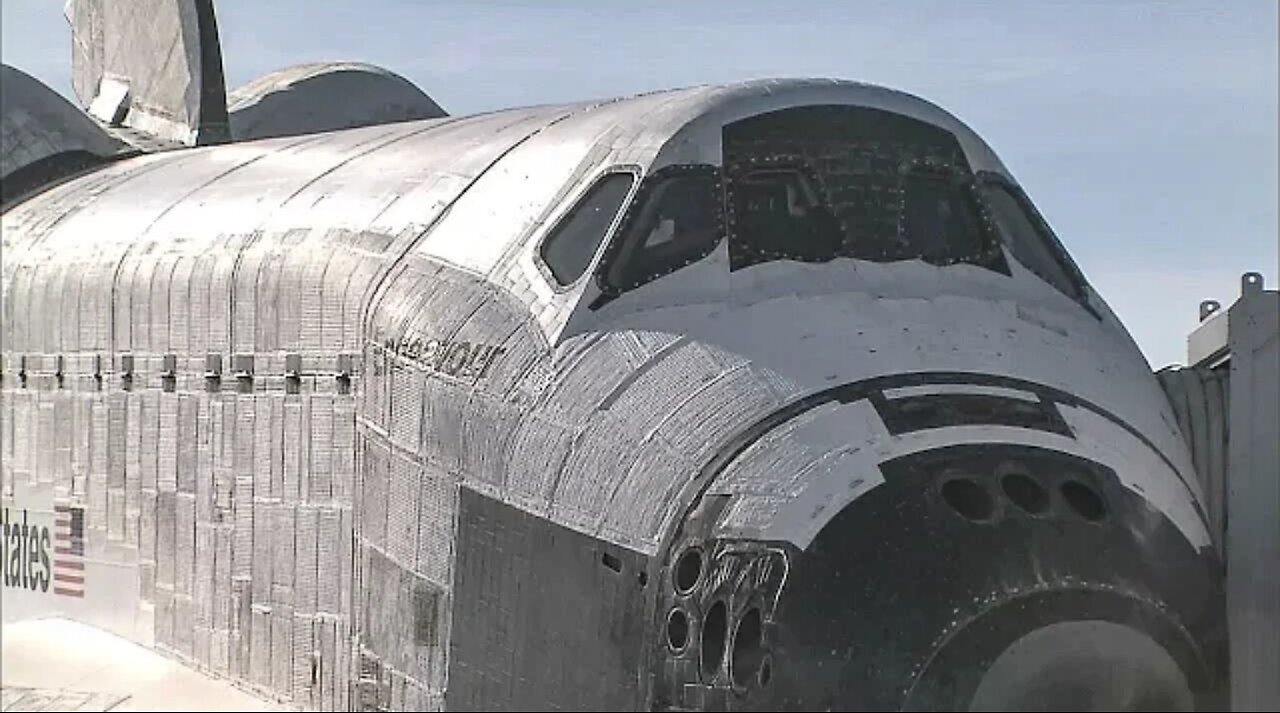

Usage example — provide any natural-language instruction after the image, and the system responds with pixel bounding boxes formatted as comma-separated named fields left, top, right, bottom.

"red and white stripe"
left=52, top=504, right=85, bottom=598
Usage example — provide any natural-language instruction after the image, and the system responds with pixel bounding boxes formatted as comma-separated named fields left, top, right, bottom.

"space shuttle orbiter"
left=1, top=2, right=1227, bottom=711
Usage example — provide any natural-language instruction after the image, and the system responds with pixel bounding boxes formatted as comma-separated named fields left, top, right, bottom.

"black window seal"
left=898, top=158, right=1011, bottom=275
left=589, top=163, right=725, bottom=308
left=726, top=160, right=842, bottom=270
left=533, top=165, right=641, bottom=293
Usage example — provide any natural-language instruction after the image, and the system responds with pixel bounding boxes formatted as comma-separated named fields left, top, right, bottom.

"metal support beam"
left=1223, top=273, right=1279, bottom=712
left=1163, top=271, right=1278, bottom=712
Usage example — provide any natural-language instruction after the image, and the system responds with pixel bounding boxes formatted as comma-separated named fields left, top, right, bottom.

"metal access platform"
left=1156, top=271, right=1278, bottom=712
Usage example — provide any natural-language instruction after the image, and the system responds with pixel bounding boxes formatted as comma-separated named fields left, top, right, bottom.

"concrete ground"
left=0, top=618, right=284, bottom=712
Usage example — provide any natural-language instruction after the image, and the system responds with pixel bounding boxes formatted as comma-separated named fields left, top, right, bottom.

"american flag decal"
left=52, top=505, right=85, bottom=598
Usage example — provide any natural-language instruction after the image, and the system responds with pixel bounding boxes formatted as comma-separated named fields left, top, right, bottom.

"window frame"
left=895, top=159, right=1010, bottom=274
left=533, top=165, right=641, bottom=292
left=727, top=160, right=843, bottom=270
left=592, top=163, right=726, bottom=299
left=976, top=171, right=1093, bottom=307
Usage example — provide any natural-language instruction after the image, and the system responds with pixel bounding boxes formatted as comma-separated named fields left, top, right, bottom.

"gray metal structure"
left=0, top=64, right=133, bottom=207
left=226, top=63, right=448, bottom=142
left=1, top=2, right=1238, bottom=711
left=1159, top=273, right=1279, bottom=712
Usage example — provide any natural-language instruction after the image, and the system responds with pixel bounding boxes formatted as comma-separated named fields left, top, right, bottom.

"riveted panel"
left=90, top=396, right=109, bottom=525
left=272, top=604, right=295, bottom=697
left=140, top=391, right=158, bottom=492
left=299, top=258, right=327, bottom=351
left=195, top=624, right=213, bottom=671
left=175, top=491, right=195, bottom=595
left=598, top=440, right=687, bottom=551
left=61, top=263, right=84, bottom=353
left=151, top=254, right=177, bottom=353
left=214, top=524, right=234, bottom=630
left=333, top=396, right=356, bottom=504
left=364, top=345, right=389, bottom=431
left=275, top=233, right=308, bottom=352
left=196, top=397, right=215, bottom=521
left=274, top=504, right=298, bottom=596
left=234, top=249, right=265, bottom=355
left=362, top=440, right=389, bottom=550
left=339, top=507, right=353, bottom=617
left=37, top=396, right=55, bottom=485
left=177, top=393, right=197, bottom=493
left=322, top=252, right=356, bottom=351
left=459, top=394, right=521, bottom=490
left=233, top=397, right=255, bottom=580
left=159, top=392, right=178, bottom=491
left=174, top=591, right=195, bottom=658
left=73, top=395, right=92, bottom=498
left=292, top=615, right=315, bottom=707
left=52, top=395, right=72, bottom=491
left=504, top=414, right=572, bottom=512
left=11, top=393, right=32, bottom=486
left=420, top=377, right=466, bottom=475
left=38, top=263, right=61, bottom=352
left=447, top=487, right=648, bottom=710
left=553, top=419, right=641, bottom=514
left=169, top=256, right=195, bottom=352
left=189, top=254, right=213, bottom=354
left=318, top=508, right=343, bottom=615
left=253, top=497, right=274, bottom=605
left=154, top=585, right=174, bottom=648
left=266, top=394, right=284, bottom=499
left=389, top=361, right=423, bottom=450
left=130, top=258, right=153, bottom=351
left=208, top=254, right=235, bottom=355
left=415, top=464, right=455, bottom=588
left=284, top=399, right=302, bottom=502
left=295, top=506, right=317, bottom=615
left=251, top=605, right=273, bottom=688
left=155, top=490, right=176, bottom=589
left=196, top=521, right=215, bottom=627
left=212, top=628, right=231, bottom=677
left=387, top=454, right=420, bottom=569
left=255, top=396, right=273, bottom=500
left=232, top=579, right=253, bottom=680
left=139, top=490, right=157, bottom=599
left=298, top=396, right=312, bottom=504
left=311, top=395, right=335, bottom=501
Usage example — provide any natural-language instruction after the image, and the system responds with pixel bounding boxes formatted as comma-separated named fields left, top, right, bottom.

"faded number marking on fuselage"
left=388, top=336, right=505, bottom=382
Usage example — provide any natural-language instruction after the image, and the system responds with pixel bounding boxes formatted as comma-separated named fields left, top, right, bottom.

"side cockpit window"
left=980, top=181, right=1084, bottom=301
left=600, top=165, right=723, bottom=293
left=539, top=171, right=635, bottom=286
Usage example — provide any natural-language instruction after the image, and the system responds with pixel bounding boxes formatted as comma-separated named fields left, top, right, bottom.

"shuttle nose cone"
left=756, top=445, right=1225, bottom=711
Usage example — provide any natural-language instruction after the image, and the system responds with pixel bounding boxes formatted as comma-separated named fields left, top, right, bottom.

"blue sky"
left=3, top=0, right=1276, bottom=368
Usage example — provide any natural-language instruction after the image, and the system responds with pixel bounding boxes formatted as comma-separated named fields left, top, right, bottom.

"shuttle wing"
left=1, top=619, right=283, bottom=712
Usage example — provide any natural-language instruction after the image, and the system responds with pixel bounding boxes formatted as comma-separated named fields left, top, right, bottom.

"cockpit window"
left=980, top=180, right=1084, bottom=300
left=539, top=171, right=635, bottom=286
left=598, top=165, right=723, bottom=293
left=899, top=162, right=991, bottom=265
left=731, top=166, right=843, bottom=263
left=723, top=105, right=1007, bottom=274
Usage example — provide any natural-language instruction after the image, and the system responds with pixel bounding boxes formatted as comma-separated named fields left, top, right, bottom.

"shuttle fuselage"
left=1, top=79, right=1225, bottom=711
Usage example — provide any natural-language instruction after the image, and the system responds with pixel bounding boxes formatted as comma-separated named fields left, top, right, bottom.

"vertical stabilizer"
left=65, top=0, right=230, bottom=146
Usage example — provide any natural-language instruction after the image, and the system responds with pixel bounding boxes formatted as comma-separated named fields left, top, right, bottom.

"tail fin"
left=65, top=0, right=230, bottom=146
